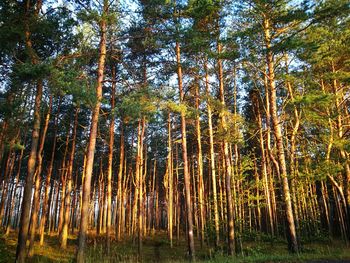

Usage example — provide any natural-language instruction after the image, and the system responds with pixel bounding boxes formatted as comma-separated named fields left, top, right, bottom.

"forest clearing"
left=0, top=0, right=350, bottom=262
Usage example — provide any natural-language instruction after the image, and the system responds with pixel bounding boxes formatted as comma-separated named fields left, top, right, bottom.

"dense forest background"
left=0, top=0, right=349, bottom=262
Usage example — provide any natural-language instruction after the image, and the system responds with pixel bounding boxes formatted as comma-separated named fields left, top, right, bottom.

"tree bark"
left=15, top=1, right=43, bottom=261
left=28, top=95, right=52, bottom=257
left=116, top=122, right=124, bottom=240
left=217, top=43, right=235, bottom=255
left=263, top=18, right=298, bottom=253
left=39, top=97, right=61, bottom=245
left=175, top=41, right=195, bottom=260
left=194, top=76, right=205, bottom=247
left=61, top=107, right=79, bottom=249
left=204, top=59, right=220, bottom=247
left=76, top=1, right=107, bottom=261
left=106, top=65, right=116, bottom=253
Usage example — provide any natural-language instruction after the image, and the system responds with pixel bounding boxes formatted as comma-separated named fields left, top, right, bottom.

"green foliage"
left=12, top=62, right=52, bottom=82
left=293, top=92, right=334, bottom=125
left=120, top=87, right=158, bottom=123
left=312, top=161, right=343, bottom=181
left=161, top=100, right=187, bottom=114
left=4, top=141, right=25, bottom=152
left=49, top=66, right=94, bottom=107
left=216, top=110, right=245, bottom=145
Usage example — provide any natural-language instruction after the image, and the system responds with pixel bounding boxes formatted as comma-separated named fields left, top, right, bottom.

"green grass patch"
left=0, top=230, right=349, bottom=262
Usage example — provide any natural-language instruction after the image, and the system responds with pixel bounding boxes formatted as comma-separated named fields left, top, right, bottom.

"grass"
left=0, top=230, right=349, bottom=262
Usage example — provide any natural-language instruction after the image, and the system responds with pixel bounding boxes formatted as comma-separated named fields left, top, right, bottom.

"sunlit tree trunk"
left=167, top=112, right=173, bottom=247
left=204, top=60, right=220, bottom=247
left=252, top=91, right=274, bottom=235
left=263, top=74, right=278, bottom=232
left=39, top=98, right=60, bottom=245
left=106, top=65, right=116, bottom=253
left=58, top=129, right=70, bottom=237
left=116, top=122, right=124, bottom=240
left=138, top=117, right=146, bottom=256
left=217, top=43, right=235, bottom=255
left=61, top=107, right=79, bottom=249
left=285, top=57, right=301, bottom=241
left=28, top=95, right=52, bottom=257
left=263, top=18, right=298, bottom=253
left=331, top=62, right=350, bottom=239
left=76, top=1, right=107, bottom=261
left=175, top=41, right=195, bottom=259
left=194, top=76, right=205, bottom=247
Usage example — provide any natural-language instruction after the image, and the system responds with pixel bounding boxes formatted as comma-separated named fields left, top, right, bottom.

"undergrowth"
left=0, top=230, right=349, bottom=262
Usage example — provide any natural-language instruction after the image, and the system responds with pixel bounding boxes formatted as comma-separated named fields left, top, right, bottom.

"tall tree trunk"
left=116, top=122, right=124, bottom=240
left=97, top=162, right=104, bottom=235
left=76, top=1, right=107, bottom=261
left=28, top=95, right=52, bottom=257
left=253, top=92, right=274, bottom=235
left=106, top=65, right=116, bottom=253
left=175, top=41, right=195, bottom=260
left=204, top=59, right=220, bottom=247
left=39, top=97, right=60, bottom=245
left=58, top=130, right=71, bottom=236
left=15, top=1, right=43, bottom=261
left=217, top=43, right=235, bottom=255
left=285, top=57, right=301, bottom=242
left=263, top=18, right=298, bottom=253
left=167, top=112, right=173, bottom=248
left=138, top=117, right=146, bottom=256
left=263, top=74, right=278, bottom=232
left=61, top=107, right=79, bottom=249
left=194, top=76, right=205, bottom=247
left=331, top=62, right=350, bottom=238
left=16, top=81, right=43, bottom=262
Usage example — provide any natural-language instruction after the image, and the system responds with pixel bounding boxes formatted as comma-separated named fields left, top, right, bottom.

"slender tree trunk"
left=167, top=113, right=173, bottom=248
left=217, top=43, right=235, bottom=255
left=204, top=60, right=220, bottom=247
left=0, top=151, right=14, bottom=225
left=116, top=122, right=124, bottom=240
left=71, top=171, right=79, bottom=234
left=51, top=181, right=59, bottom=233
left=106, top=65, right=116, bottom=253
left=15, top=79, right=43, bottom=262
left=194, top=76, right=205, bottom=247
left=28, top=95, right=52, bottom=257
left=263, top=18, right=298, bottom=253
left=331, top=62, right=350, bottom=239
left=5, top=138, right=25, bottom=235
left=284, top=56, right=301, bottom=242
left=131, top=123, right=140, bottom=239
left=150, top=159, right=156, bottom=234
left=58, top=131, right=70, bottom=236
left=61, top=108, right=79, bottom=249
left=39, top=98, right=60, bottom=245
left=138, top=117, right=146, bottom=256
left=76, top=2, right=107, bottom=261
left=15, top=1, right=43, bottom=261
left=251, top=90, right=274, bottom=234
left=175, top=41, right=195, bottom=259
left=97, top=163, right=104, bottom=235
left=263, top=74, right=278, bottom=232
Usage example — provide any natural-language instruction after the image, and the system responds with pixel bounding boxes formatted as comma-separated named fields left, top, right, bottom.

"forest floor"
left=0, top=230, right=350, bottom=263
